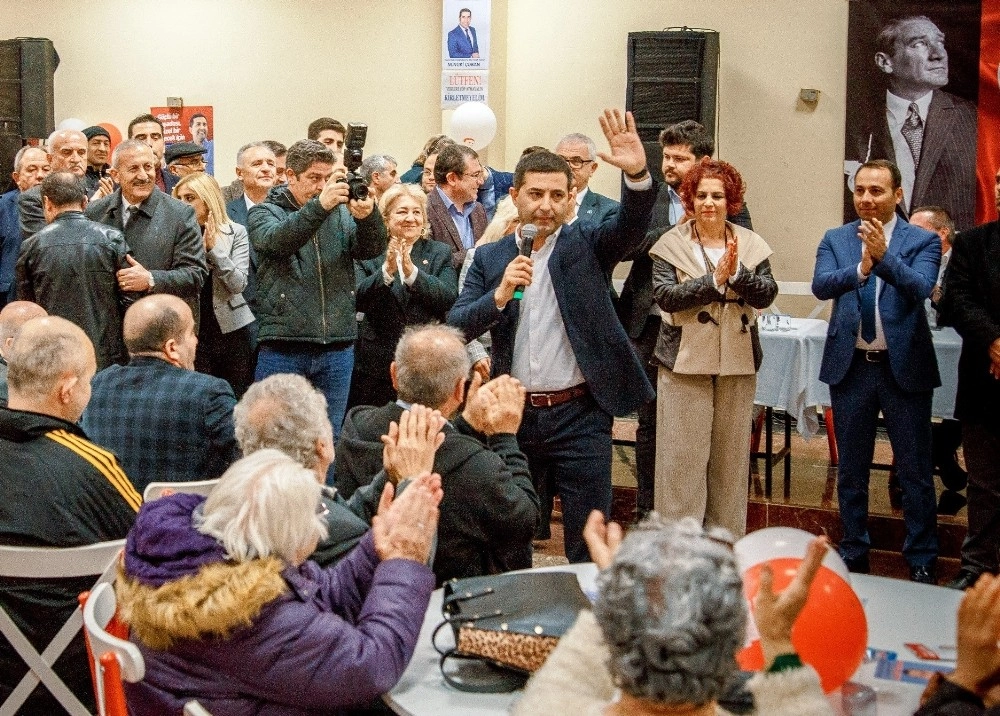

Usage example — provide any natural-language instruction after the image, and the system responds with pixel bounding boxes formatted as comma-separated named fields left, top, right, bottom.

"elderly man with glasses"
left=555, top=132, right=620, bottom=226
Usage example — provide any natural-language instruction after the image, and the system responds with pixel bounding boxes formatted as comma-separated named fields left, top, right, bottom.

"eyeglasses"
left=558, top=156, right=593, bottom=169
left=174, top=158, right=206, bottom=169
left=463, top=170, right=485, bottom=180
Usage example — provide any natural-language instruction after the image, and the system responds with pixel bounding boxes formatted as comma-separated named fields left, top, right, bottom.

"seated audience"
left=81, top=294, right=239, bottom=493
left=173, top=172, right=255, bottom=397
left=514, top=512, right=833, bottom=715
left=349, top=183, right=458, bottom=409
left=335, top=324, right=539, bottom=584
left=235, top=373, right=443, bottom=565
left=0, top=316, right=139, bottom=714
left=17, top=171, right=129, bottom=370
left=116, top=449, right=441, bottom=715
left=0, top=301, right=47, bottom=404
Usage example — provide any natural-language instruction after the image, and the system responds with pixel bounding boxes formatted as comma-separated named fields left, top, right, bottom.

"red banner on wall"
left=975, top=1, right=1000, bottom=223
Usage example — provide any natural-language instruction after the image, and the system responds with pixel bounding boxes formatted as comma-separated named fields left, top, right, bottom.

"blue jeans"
left=255, top=342, right=354, bottom=442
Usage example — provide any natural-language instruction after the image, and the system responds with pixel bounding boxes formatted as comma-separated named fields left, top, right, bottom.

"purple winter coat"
left=117, top=493, right=435, bottom=715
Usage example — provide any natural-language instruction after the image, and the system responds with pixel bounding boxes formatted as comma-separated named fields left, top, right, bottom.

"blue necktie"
left=860, top=275, right=876, bottom=343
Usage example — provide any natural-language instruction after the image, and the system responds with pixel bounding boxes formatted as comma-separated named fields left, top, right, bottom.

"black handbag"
left=432, top=571, right=592, bottom=693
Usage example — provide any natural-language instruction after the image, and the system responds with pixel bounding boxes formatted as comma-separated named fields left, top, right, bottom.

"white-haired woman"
left=513, top=512, right=833, bottom=716
left=116, top=449, right=442, bottom=715
left=173, top=172, right=255, bottom=396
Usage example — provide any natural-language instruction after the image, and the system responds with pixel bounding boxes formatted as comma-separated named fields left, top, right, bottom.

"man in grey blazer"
left=555, top=133, right=619, bottom=226
left=85, top=140, right=207, bottom=326
left=426, top=144, right=486, bottom=270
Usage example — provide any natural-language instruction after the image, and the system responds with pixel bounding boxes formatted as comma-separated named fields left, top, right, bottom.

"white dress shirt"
left=855, top=214, right=898, bottom=350
left=886, top=90, right=933, bottom=212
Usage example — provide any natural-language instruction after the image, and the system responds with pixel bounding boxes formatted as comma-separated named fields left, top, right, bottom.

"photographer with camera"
left=248, top=134, right=387, bottom=455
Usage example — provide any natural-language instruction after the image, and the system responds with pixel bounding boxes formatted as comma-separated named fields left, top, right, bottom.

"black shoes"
left=842, top=553, right=870, bottom=574
left=946, top=569, right=981, bottom=591
left=938, top=458, right=968, bottom=492
left=910, top=563, right=937, bottom=584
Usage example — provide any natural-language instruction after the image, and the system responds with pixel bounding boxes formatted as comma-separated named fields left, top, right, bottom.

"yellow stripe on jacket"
left=45, top=429, right=142, bottom=512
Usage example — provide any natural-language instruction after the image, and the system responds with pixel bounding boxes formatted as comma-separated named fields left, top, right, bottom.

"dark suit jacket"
left=940, top=220, right=1000, bottom=425
left=0, top=189, right=20, bottom=297
left=812, top=218, right=941, bottom=392
left=616, top=182, right=753, bottom=338
left=846, top=89, right=977, bottom=231
left=578, top=189, right=619, bottom=226
left=85, top=187, right=208, bottom=324
left=447, top=24, right=479, bottom=58
left=449, top=182, right=658, bottom=417
left=225, top=195, right=259, bottom=310
left=334, top=401, right=538, bottom=585
left=80, top=356, right=240, bottom=493
left=354, top=238, right=458, bottom=377
left=426, top=187, right=487, bottom=270
left=17, top=184, right=45, bottom=240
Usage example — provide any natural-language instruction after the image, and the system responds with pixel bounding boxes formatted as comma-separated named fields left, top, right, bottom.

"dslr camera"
left=342, top=122, right=369, bottom=201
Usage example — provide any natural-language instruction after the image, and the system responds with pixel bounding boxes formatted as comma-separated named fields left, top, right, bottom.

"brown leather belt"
left=525, top=384, right=588, bottom=408
left=855, top=349, right=888, bottom=363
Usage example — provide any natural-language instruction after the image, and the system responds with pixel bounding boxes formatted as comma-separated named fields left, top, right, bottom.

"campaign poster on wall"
left=442, top=0, right=490, bottom=108
left=149, top=105, right=216, bottom=175
left=841, top=1, right=995, bottom=230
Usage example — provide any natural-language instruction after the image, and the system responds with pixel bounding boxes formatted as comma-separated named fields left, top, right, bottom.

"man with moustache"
left=939, top=169, right=1000, bottom=589
left=85, top=140, right=207, bottom=325
left=0, top=147, right=48, bottom=307
left=813, top=159, right=941, bottom=583
left=18, top=128, right=89, bottom=239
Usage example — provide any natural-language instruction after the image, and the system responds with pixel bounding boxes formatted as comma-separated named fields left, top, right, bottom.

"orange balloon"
left=97, top=122, right=123, bottom=153
left=740, top=559, right=868, bottom=693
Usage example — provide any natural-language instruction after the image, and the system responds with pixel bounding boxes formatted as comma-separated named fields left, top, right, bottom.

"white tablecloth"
left=755, top=318, right=962, bottom=438
left=385, top=564, right=962, bottom=716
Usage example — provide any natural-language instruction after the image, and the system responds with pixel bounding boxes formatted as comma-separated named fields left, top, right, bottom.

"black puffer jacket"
left=248, top=185, right=387, bottom=344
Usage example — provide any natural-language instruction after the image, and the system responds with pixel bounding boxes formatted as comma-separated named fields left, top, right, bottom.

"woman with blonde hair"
left=348, top=183, right=457, bottom=408
left=173, top=172, right=255, bottom=396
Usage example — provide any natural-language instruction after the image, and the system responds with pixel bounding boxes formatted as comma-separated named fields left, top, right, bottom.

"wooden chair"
left=80, top=583, right=143, bottom=716
left=0, top=539, right=125, bottom=716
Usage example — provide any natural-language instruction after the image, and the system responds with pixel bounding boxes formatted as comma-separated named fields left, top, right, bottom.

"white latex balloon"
left=449, top=102, right=497, bottom=151
left=735, top=526, right=851, bottom=584
left=56, top=117, right=87, bottom=132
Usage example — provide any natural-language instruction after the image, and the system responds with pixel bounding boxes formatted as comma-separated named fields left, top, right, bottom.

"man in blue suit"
left=555, top=133, right=619, bottom=226
left=0, top=147, right=49, bottom=307
left=813, top=159, right=941, bottom=583
left=447, top=8, right=479, bottom=58
left=449, top=109, right=656, bottom=562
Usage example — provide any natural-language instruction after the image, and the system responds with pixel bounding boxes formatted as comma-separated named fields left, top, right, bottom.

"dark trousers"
left=830, top=353, right=938, bottom=567
left=518, top=392, right=613, bottom=563
left=960, top=422, right=1000, bottom=574
left=195, top=322, right=255, bottom=399
left=630, top=315, right=660, bottom=516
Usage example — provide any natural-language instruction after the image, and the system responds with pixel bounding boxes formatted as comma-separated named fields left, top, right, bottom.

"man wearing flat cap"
left=83, top=125, right=112, bottom=195
left=165, top=142, right=208, bottom=180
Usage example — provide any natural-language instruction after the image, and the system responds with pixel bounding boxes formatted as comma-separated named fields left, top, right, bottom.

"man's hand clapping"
left=372, top=472, right=442, bottom=564
left=381, top=405, right=446, bottom=485
left=461, top=374, right=526, bottom=436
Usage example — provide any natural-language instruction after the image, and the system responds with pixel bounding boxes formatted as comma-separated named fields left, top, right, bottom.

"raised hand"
left=372, top=472, right=443, bottom=564
left=582, top=510, right=624, bottom=571
left=596, top=109, right=647, bottom=178
left=381, top=405, right=446, bottom=484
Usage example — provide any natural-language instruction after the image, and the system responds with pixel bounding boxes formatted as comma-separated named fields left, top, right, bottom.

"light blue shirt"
left=436, top=186, right=476, bottom=250
left=667, top=186, right=684, bottom=225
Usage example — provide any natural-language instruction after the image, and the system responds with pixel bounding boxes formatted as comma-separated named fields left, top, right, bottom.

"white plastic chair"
left=81, top=582, right=143, bottom=716
left=0, top=539, right=125, bottom=716
left=143, top=478, right=219, bottom=503
left=184, top=700, right=213, bottom=715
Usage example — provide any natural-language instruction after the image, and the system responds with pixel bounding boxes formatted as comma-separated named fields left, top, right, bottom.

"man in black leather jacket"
left=16, top=172, right=129, bottom=369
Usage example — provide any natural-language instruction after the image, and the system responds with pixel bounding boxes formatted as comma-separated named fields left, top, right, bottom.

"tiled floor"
left=533, top=414, right=968, bottom=584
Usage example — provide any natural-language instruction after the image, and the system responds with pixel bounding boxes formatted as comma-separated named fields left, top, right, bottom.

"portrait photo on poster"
left=151, top=105, right=216, bottom=177
left=443, top=0, right=490, bottom=70
left=842, top=0, right=980, bottom=231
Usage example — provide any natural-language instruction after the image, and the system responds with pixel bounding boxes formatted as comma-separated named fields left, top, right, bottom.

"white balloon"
left=56, top=118, right=87, bottom=132
left=449, top=102, right=497, bottom=151
left=735, top=526, right=850, bottom=584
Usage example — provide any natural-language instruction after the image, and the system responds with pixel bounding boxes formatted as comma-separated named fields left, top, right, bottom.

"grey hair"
left=13, top=146, right=45, bottom=172
left=7, top=316, right=91, bottom=401
left=111, top=139, right=153, bottom=168
left=235, top=141, right=274, bottom=166
left=555, top=133, right=597, bottom=161
left=233, top=374, right=332, bottom=470
left=594, top=515, right=746, bottom=706
left=197, top=449, right=328, bottom=564
left=394, top=324, right=470, bottom=408
left=359, top=154, right=397, bottom=184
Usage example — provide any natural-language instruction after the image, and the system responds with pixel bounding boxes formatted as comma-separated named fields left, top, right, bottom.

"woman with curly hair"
left=649, top=158, right=778, bottom=536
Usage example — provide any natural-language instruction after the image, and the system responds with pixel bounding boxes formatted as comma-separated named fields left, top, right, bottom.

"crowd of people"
left=0, top=24, right=998, bottom=707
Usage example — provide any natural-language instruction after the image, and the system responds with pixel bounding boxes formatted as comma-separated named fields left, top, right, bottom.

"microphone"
left=697, top=310, right=719, bottom=326
left=512, top=224, right=538, bottom=300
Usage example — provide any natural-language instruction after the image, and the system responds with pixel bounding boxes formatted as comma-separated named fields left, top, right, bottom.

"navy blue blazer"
left=448, top=183, right=657, bottom=417
left=812, top=218, right=941, bottom=392
left=447, top=24, right=479, bottom=58
left=578, top=189, right=619, bottom=226
left=0, top=190, right=21, bottom=296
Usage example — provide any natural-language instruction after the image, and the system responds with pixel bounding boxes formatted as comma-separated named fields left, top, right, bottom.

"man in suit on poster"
left=813, top=159, right=941, bottom=583
left=447, top=7, right=480, bottom=59
left=845, top=14, right=977, bottom=231
left=449, top=109, right=656, bottom=563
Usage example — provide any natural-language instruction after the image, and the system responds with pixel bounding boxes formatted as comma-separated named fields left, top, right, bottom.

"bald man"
left=0, top=300, right=47, bottom=404
left=81, top=295, right=239, bottom=493
left=18, top=129, right=89, bottom=239
left=0, top=316, right=139, bottom=713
